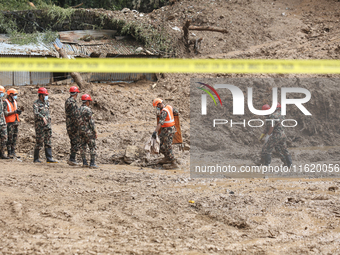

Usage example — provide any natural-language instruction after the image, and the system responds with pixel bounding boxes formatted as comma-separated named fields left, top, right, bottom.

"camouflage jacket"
left=65, top=97, right=79, bottom=127
left=33, top=99, right=51, bottom=128
left=79, top=105, right=96, bottom=136
left=158, top=104, right=179, bottom=126
left=264, top=109, right=285, bottom=136
left=0, top=98, right=6, bottom=126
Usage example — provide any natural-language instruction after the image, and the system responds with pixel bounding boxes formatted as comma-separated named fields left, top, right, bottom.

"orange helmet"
left=153, top=98, right=163, bottom=107
left=262, top=104, right=270, bottom=110
left=0, top=86, right=5, bottom=93
left=7, top=88, right=18, bottom=95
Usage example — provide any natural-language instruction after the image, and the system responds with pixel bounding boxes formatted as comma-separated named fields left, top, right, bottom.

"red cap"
left=277, top=103, right=281, bottom=108
left=38, top=87, right=49, bottom=95
left=70, top=86, right=80, bottom=93
left=81, top=94, right=92, bottom=101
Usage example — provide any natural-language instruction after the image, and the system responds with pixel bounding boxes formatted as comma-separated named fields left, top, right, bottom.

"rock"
left=130, top=160, right=140, bottom=166
left=166, top=15, right=175, bottom=21
left=328, top=186, right=338, bottom=192
left=183, top=143, right=190, bottom=151
left=145, top=49, right=153, bottom=55
left=124, top=146, right=141, bottom=164
left=171, top=26, right=181, bottom=32
left=135, top=47, right=143, bottom=53
left=11, top=201, right=22, bottom=217
left=110, top=152, right=125, bottom=164
left=121, top=8, right=130, bottom=13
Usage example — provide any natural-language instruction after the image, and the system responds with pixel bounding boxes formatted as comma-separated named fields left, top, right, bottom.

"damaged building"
left=0, top=30, right=157, bottom=86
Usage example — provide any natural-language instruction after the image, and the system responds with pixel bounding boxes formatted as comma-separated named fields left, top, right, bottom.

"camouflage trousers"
left=80, top=133, right=96, bottom=159
left=34, top=124, right=52, bottom=150
left=261, top=133, right=290, bottom=164
left=7, top=123, right=18, bottom=150
left=67, top=124, right=80, bottom=154
left=0, top=124, right=7, bottom=151
left=159, top=126, right=176, bottom=160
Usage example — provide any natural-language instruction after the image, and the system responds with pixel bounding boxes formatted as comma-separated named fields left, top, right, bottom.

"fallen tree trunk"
left=54, top=44, right=87, bottom=90
left=188, top=25, right=228, bottom=33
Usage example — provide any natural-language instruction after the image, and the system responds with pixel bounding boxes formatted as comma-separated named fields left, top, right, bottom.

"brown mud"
left=1, top=162, right=340, bottom=254
left=1, top=0, right=340, bottom=253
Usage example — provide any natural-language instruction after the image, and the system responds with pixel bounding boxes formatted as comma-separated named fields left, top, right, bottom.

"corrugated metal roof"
left=59, top=38, right=143, bottom=56
left=0, top=32, right=150, bottom=57
left=0, top=41, right=56, bottom=56
left=59, top=30, right=117, bottom=44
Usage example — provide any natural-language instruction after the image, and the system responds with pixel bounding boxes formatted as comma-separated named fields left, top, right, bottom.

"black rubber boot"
left=158, top=156, right=172, bottom=164
left=82, top=158, right=89, bottom=168
left=11, top=147, right=20, bottom=158
left=167, top=159, right=179, bottom=169
left=285, top=155, right=292, bottom=167
left=264, top=154, right=272, bottom=166
left=34, top=149, right=42, bottom=163
left=45, top=148, right=58, bottom=163
left=7, top=147, right=13, bottom=158
left=89, top=157, right=98, bottom=169
left=0, top=149, right=9, bottom=159
left=67, top=153, right=78, bottom=166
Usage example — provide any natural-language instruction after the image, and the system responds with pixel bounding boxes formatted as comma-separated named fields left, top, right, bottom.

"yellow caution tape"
left=0, top=58, right=340, bottom=73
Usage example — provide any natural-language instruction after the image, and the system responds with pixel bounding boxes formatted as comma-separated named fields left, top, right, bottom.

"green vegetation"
left=0, top=0, right=173, bottom=54
left=9, top=30, right=58, bottom=45
left=49, top=0, right=129, bottom=11
left=47, top=4, right=75, bottom=21
left=0, top=0, right=69, bottom=44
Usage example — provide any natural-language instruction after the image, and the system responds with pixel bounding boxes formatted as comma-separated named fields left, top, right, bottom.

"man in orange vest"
left=3, top=89, right=21, bottom=158
left=152, top=98, right=179, bottom=168
left=0, top=86, right=9, bottom=159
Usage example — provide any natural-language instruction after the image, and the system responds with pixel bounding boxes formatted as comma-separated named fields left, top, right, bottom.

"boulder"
left=124, top=146, right=141, bottom=164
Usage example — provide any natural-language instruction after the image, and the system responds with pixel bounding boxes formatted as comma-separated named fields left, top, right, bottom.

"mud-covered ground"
left=2, top=0, right=340, bottom=253
left=1, top=162, right=340, bottom=254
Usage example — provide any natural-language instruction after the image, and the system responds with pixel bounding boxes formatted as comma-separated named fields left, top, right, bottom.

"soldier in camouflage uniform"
left=78, top=94, right=98, bottom=168
left=259, top=103, right=292, bottom=166
left=0, top=86, right=8, bottom=159
left=3, top=88, right=22, bottom=158
left=65, top=86, right=80, bottom=166
left=152, top=98, right=179, bottom=168
left=33, top=87, right=58, bottom=163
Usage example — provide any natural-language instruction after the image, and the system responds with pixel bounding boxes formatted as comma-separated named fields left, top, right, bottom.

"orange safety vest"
left=4, top=99, right=20, bottom=123
left=161, top=105, right=175, bottom=128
